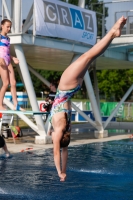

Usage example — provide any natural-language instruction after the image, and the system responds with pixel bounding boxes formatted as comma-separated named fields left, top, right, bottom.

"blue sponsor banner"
left=34, top=0, right=97, bottom=45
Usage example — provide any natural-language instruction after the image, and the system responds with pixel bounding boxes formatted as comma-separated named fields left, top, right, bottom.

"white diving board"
left=0, top=110, right=49, bottom=115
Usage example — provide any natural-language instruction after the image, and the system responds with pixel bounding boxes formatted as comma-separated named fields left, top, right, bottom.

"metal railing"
left=90, top=0, right=133, bottom=37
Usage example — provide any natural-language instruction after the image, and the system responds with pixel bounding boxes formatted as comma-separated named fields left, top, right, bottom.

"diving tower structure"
left=0, top=0, right=133, bottom=142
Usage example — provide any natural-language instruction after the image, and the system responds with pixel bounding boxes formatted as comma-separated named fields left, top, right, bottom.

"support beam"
left=93, top=65, right=100, bottom=111
left=14, top=44, right=46, bottom=136
left=16, top=65, right=25, bottom=85
left=11, top=0, right=15, bottom=30
left=78, top=0, right=85, bottom=8
left=73, top=0, right=103, bottom=134
left=2, top=0, right=10, bottom=19
left=102, top=3, right=105, bottom=37
left=44, top=116, right=52, bottom=135
left=22, top=20, right=33, bottom=34
left=104, top=49, right=127, bottom=60
left=22, top=4, right=33, bottom=33
left=2, top=81, right=34, bottom=137
left=72, top=103, right=97, bottom=128
left=84, top=71, right=103, bottom=132
left=28, top=64, right=50, bottom=88
left=16, top=65, right=27, bottom=94
left=71, top=54, right=81, bottom=64
left=2, top=0, right=4, bottom=20
left=33, top=3, right=36, bottom=37
left=22, top=4, right=33, bottom=30
left=3, top=98, right=38, bottom=132
left=27, top=65, right=52, bottom=135
left=14, top=0, right=21, bottom=33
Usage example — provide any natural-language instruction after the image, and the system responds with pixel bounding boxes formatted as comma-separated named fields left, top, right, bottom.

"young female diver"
left=49, top=16, right=127, bottom=181
left=0, top=19, right=24, bottom=111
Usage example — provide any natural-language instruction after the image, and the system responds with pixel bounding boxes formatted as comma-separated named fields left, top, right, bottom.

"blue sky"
left=22, top=0, right=33, bottom=19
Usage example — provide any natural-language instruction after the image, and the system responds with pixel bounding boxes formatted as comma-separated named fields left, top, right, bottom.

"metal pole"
left=14, top=44, right=46, bottom=136
left=3, top=98, right=38, bottom=132
left=93, top=65, right=100, bottom=112
left=2, top=0, right=4, bottom=20
left=22, top=4, right=33, bottom=27
left=78, top=0, right=103, bottom=132
left=33, top=3, right=35, bottom=37
left=22, top=4, right=33, bottom=33
left=102, top=3, right=105, bottom=37
left=11, top=0, right=14, bottom=30
left=104, top=84, right=133, bottom=129
left=28, top=64, right=50, bottom=87
left=27, top=65, right=52, bottom=135
left=16, top=65, right=25, bottom=85
left=84, top=72, right=103, bottom=130
left=78, top=0, right=85, bottom=8
left=14, top=0, right=21, bottom=33
left=22, top=20, right=33, bottom=34
left=126, top=15, right=129, bottom=34
left=72, top=102, right=97, bottom=128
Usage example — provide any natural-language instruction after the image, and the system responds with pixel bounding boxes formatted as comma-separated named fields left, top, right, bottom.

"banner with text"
left=86, top=102, right=124, bottom=117
left=34, top=0, right=97, bottom=45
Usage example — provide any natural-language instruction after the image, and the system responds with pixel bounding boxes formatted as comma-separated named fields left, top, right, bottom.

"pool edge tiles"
left=4, top=129, right=131, bottom=154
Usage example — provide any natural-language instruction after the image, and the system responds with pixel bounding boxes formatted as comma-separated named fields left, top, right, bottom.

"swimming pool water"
left=0, top=139, right=133, bottom=200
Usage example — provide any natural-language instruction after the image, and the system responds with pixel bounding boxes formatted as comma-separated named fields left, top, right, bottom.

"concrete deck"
left=3, top=126, right=132, bottom=154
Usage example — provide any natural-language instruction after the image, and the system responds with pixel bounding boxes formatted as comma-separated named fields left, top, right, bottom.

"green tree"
left=14, top=69, right=62, bottom=95
left=30, top=70, right=62, bottom=93
left=68, top=0, right=79, bottom=5
left=97, top=69, right=133, bottom=101
left=61, top=0, right=78, bottom=5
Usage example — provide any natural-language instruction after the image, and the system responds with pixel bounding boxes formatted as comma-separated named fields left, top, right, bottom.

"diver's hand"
left=0, top=58, right=6, bottom=67
left=12, top=57, right=19, bottom=64
left=58, top=172, right=66, bottom=182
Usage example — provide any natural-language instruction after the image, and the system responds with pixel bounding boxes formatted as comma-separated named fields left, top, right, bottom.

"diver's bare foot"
left=0, top=106, right=7, bottom=110
left=13, top=105, right=25, bottom=111
left=19, top=107, right=25, bottom=111
left=111, top=16, right=127, bottom=39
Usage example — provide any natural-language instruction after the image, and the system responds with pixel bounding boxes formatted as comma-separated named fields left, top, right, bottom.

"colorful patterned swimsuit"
left=49, top=85, right=81, bottom=129
left=0, top=34, right=10, bottom=66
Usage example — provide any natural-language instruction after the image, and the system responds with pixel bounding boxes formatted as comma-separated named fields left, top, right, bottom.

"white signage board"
left=34, top=0, right=97, bottom=45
